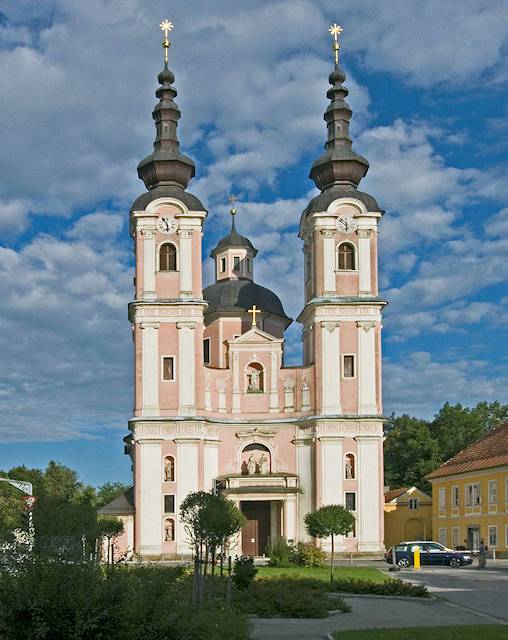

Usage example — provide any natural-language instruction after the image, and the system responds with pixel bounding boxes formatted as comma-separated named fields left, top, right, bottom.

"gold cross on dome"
left=329, top=23, right=343, bottom=65
left=248, top=305, right=261, bottom=327
left=228, top=194, right=238, bottom=215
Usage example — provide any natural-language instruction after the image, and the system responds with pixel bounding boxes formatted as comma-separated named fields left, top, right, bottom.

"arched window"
left=163, top=455, right=175, bottom=482
left=345, top=453, right=355, bottom=479
left=241, top=443, right=271, bottom=475
left=338, top=243, right=355, bottom=270
left=163, top=517, right=175, bottom=542
left=246, top=362, right=264, bottom=393
left=160, top=243, right=177, bottom=271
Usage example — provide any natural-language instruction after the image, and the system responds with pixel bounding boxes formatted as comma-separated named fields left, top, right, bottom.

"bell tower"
left=128, top=21, right=208, bottom=557
left=298, top=24, right=386, bottom=552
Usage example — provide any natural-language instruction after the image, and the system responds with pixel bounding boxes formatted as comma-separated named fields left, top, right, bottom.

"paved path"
left=399, top=565, right=508, bottom=622
left=250, top=594, right=500, bottom=640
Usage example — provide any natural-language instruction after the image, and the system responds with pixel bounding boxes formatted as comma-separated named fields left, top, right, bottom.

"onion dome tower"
left=131, top=20, right=205, bottom=212
left=303, top=25, right=381, bottom=217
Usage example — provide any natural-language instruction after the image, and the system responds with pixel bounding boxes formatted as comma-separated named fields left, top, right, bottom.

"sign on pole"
left=23, top=495, right=37, bottom=510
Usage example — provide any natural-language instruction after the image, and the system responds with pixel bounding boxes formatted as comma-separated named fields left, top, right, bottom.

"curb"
left=329, top=592, right=434, bottom=603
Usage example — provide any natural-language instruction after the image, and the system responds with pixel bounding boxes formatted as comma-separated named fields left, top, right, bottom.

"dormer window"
left=233, top=256, right=240, bottom=272
left=220, top=257, right=226, bottom=273
left=246, top=257, right=251, bottom=272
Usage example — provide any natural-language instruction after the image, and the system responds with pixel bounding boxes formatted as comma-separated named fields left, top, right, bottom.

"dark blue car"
left=385, top=540, right=473, bottom=568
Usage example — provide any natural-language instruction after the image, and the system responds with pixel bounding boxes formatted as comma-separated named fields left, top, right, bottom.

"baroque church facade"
left=107, top=28, right=387, bottom=558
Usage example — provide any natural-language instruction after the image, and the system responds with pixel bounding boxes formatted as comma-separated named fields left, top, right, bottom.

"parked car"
left=385, top=541, right=473, bottom=568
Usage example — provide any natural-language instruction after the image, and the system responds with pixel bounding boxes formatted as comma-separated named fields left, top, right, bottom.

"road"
left=398, top=563, right=508, bottom=622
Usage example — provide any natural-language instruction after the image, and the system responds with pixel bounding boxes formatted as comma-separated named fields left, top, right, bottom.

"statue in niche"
left=246, top=363, right=263, bottom=392
left=247, top=454, right=256, bottom=475
left=259, top=453, right=269, bottom=475
left=345, top=455, right=354, bottom=479
left=164, top=520, right=174, bottom=542
left=164, top=458, right=174, bottom=482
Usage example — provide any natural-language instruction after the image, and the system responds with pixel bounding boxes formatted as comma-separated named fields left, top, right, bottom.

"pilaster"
left=177, top=228, right=193, bottom=297
left=140, top=227, right=157, bottom=300
left=321, top=229, right=336, bottom=295
left=177, top=321, right=196, bottom=416
left=140, top=322, right=160, bottom=416
left=357, top=321, right=377, bottom=414
left=356, top=435, right=383, bottom=551
left=357, top=229, right=372, bottom=295
left=138, top=438, right=163, bottom=557
left=320, top=321, right=341, bottom=414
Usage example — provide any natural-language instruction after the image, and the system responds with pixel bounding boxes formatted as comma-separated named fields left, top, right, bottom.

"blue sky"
left=1, top=1, right=507, bottom=487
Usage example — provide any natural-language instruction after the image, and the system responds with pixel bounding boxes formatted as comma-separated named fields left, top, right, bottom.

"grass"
left=257, top=565, right=390, bottom=583
left=331, top=626, right=507, bottom=639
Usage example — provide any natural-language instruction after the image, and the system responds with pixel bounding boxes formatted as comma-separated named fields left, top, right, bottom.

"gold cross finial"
left=329, top=23, right=343, bottom=66
left=160, top=19, right=174, bottom=65
left=248, top=305, right=261, bottom=327
left=228, top=194, right=238, bottom=216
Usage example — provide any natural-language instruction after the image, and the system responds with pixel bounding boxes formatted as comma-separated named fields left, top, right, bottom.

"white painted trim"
left=177, top=322, right=196, bottom=415
left=145, top=197, right=188, bottom=215
left=161, top=355, right=176, bottom=382
left=326, top=198, right=368, bottom=216
left=141, top=323, right=159, bottom=416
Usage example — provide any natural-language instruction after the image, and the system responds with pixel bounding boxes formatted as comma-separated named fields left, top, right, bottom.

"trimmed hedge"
left=331, top=577, right=429, bottom=598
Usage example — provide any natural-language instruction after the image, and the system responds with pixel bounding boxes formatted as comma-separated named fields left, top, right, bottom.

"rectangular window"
left=466, top=483, right=481, bottom=506
left=439, top=487, right=446, bottom=511
left=409, top=498, right=419, bottom=510
left=439, top=528, right=447, bottom=546
left=452, top=486, right=459, bottom=508
left=162, top=357, right=174, bottom=381
left=164, top=494, right=175, bottom=514
left=220, top=257, right=226, bottom=273
left=345, top=492, right=356, bottom=511
left=488, top=525, right=498, bottom=547
left=203, top=338, right=210, bottom=365
left=488, top=480, right=497, bottom=505
left=246, top=258, right=251, bottom=272
left=452, top=527, right=460, bottom=548
left=343, top=355, right=355, bottom=378
left=233, top=256, right=240, bottom=271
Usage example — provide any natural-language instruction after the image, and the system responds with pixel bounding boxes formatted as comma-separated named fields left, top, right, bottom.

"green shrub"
left=331, top=577, right=429, bottom=598
left=293, top=541, right=327, bottom=567
left=268, top=537, right=295, bottom=567
left=233, top=577, right=350, bottom=618
left=232, top=555, right=257, bottom=590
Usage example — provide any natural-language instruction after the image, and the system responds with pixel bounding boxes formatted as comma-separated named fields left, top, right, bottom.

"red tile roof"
left=384, top=488, right=410, bottom=502
left=426, top=421, right=508, bottom=480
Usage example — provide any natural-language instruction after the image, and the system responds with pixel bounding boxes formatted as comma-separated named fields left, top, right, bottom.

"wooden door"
left=241, top=501, right=271, bottom=556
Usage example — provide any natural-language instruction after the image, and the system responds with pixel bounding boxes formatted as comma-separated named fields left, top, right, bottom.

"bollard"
left=413, top=546, right=421, bottom=571
left=493, top=548, right=496, bottom=564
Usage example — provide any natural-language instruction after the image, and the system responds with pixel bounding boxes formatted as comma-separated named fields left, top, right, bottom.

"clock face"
left=157, top=216, right=178, bottom=234
left=336, top=216, right=358, bottom=234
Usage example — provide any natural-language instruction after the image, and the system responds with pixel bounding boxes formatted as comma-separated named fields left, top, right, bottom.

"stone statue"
left=164, top=520, right=174, bottom=542
left=259, top=453, right=268, bottom=475
left=164, top=458, right=174, bottom=482
left=345, top=457, right=353, bottom=479
left=248, top=369, right=261, bottom=392
left=247, top=454, right=256, bottom=475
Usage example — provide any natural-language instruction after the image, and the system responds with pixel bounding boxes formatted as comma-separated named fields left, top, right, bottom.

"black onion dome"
left=203, top=279, right=291, bottom=328
left=210, top=218, right=258, bottom=257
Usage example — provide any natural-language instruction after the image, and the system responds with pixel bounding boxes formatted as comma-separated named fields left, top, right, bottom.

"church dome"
left=203, top=278, right=291, bottom=327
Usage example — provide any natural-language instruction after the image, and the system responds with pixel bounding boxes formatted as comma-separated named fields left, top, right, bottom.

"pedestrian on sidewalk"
left=478, top=539, right=488, bottom=569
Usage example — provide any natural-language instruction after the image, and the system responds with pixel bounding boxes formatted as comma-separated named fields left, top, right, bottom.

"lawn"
left=332, top=626, right=507, bottom=639
left=257, top=565, right=390, bottom=583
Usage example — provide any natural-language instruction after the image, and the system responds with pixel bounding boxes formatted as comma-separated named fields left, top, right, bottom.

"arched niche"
left=163, top=517, right=175, bottom=542
left=163, top=455, right=175, bottom=482
left=241, top=443, right=271, bottom=476
left=344, top=453, right=355, bottom=479
left=245, top=362, right=264, bottom=393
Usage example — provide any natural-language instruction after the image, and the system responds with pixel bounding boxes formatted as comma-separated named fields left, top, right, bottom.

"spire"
left=137, top=20, right=196, bottom=190
left=309, top=24, right=369, bottom=191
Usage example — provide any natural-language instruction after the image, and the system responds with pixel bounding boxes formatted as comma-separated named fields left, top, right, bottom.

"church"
left=101, top=22, right=386, bottom=559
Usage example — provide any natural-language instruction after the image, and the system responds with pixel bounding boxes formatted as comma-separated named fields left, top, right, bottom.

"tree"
left=93, top=482, right=130, bottom=509
left=96, top=516, right=124, bottom=563
left=305, top=505, right=355, bottom=582
left=200, top=496, right=245, bottom=575
left=429, top=403, right=485, bottom=462
left=384, top=415, right=441, bottom=491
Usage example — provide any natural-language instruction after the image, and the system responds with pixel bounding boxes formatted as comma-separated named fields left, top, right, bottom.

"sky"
left=1, top=0, right=507, bottom=487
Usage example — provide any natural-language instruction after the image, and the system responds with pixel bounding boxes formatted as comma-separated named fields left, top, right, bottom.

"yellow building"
left=384, top=487, right=432, bottom=549
left=426, top=421, right=508, bottom=556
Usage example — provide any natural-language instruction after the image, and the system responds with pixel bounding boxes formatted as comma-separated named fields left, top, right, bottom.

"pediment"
left=229, top=327, right=282, bottom=345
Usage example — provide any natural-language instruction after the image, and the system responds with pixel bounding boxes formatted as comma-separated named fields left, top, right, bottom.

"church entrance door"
left=240, top=501, right=271, bottom=556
